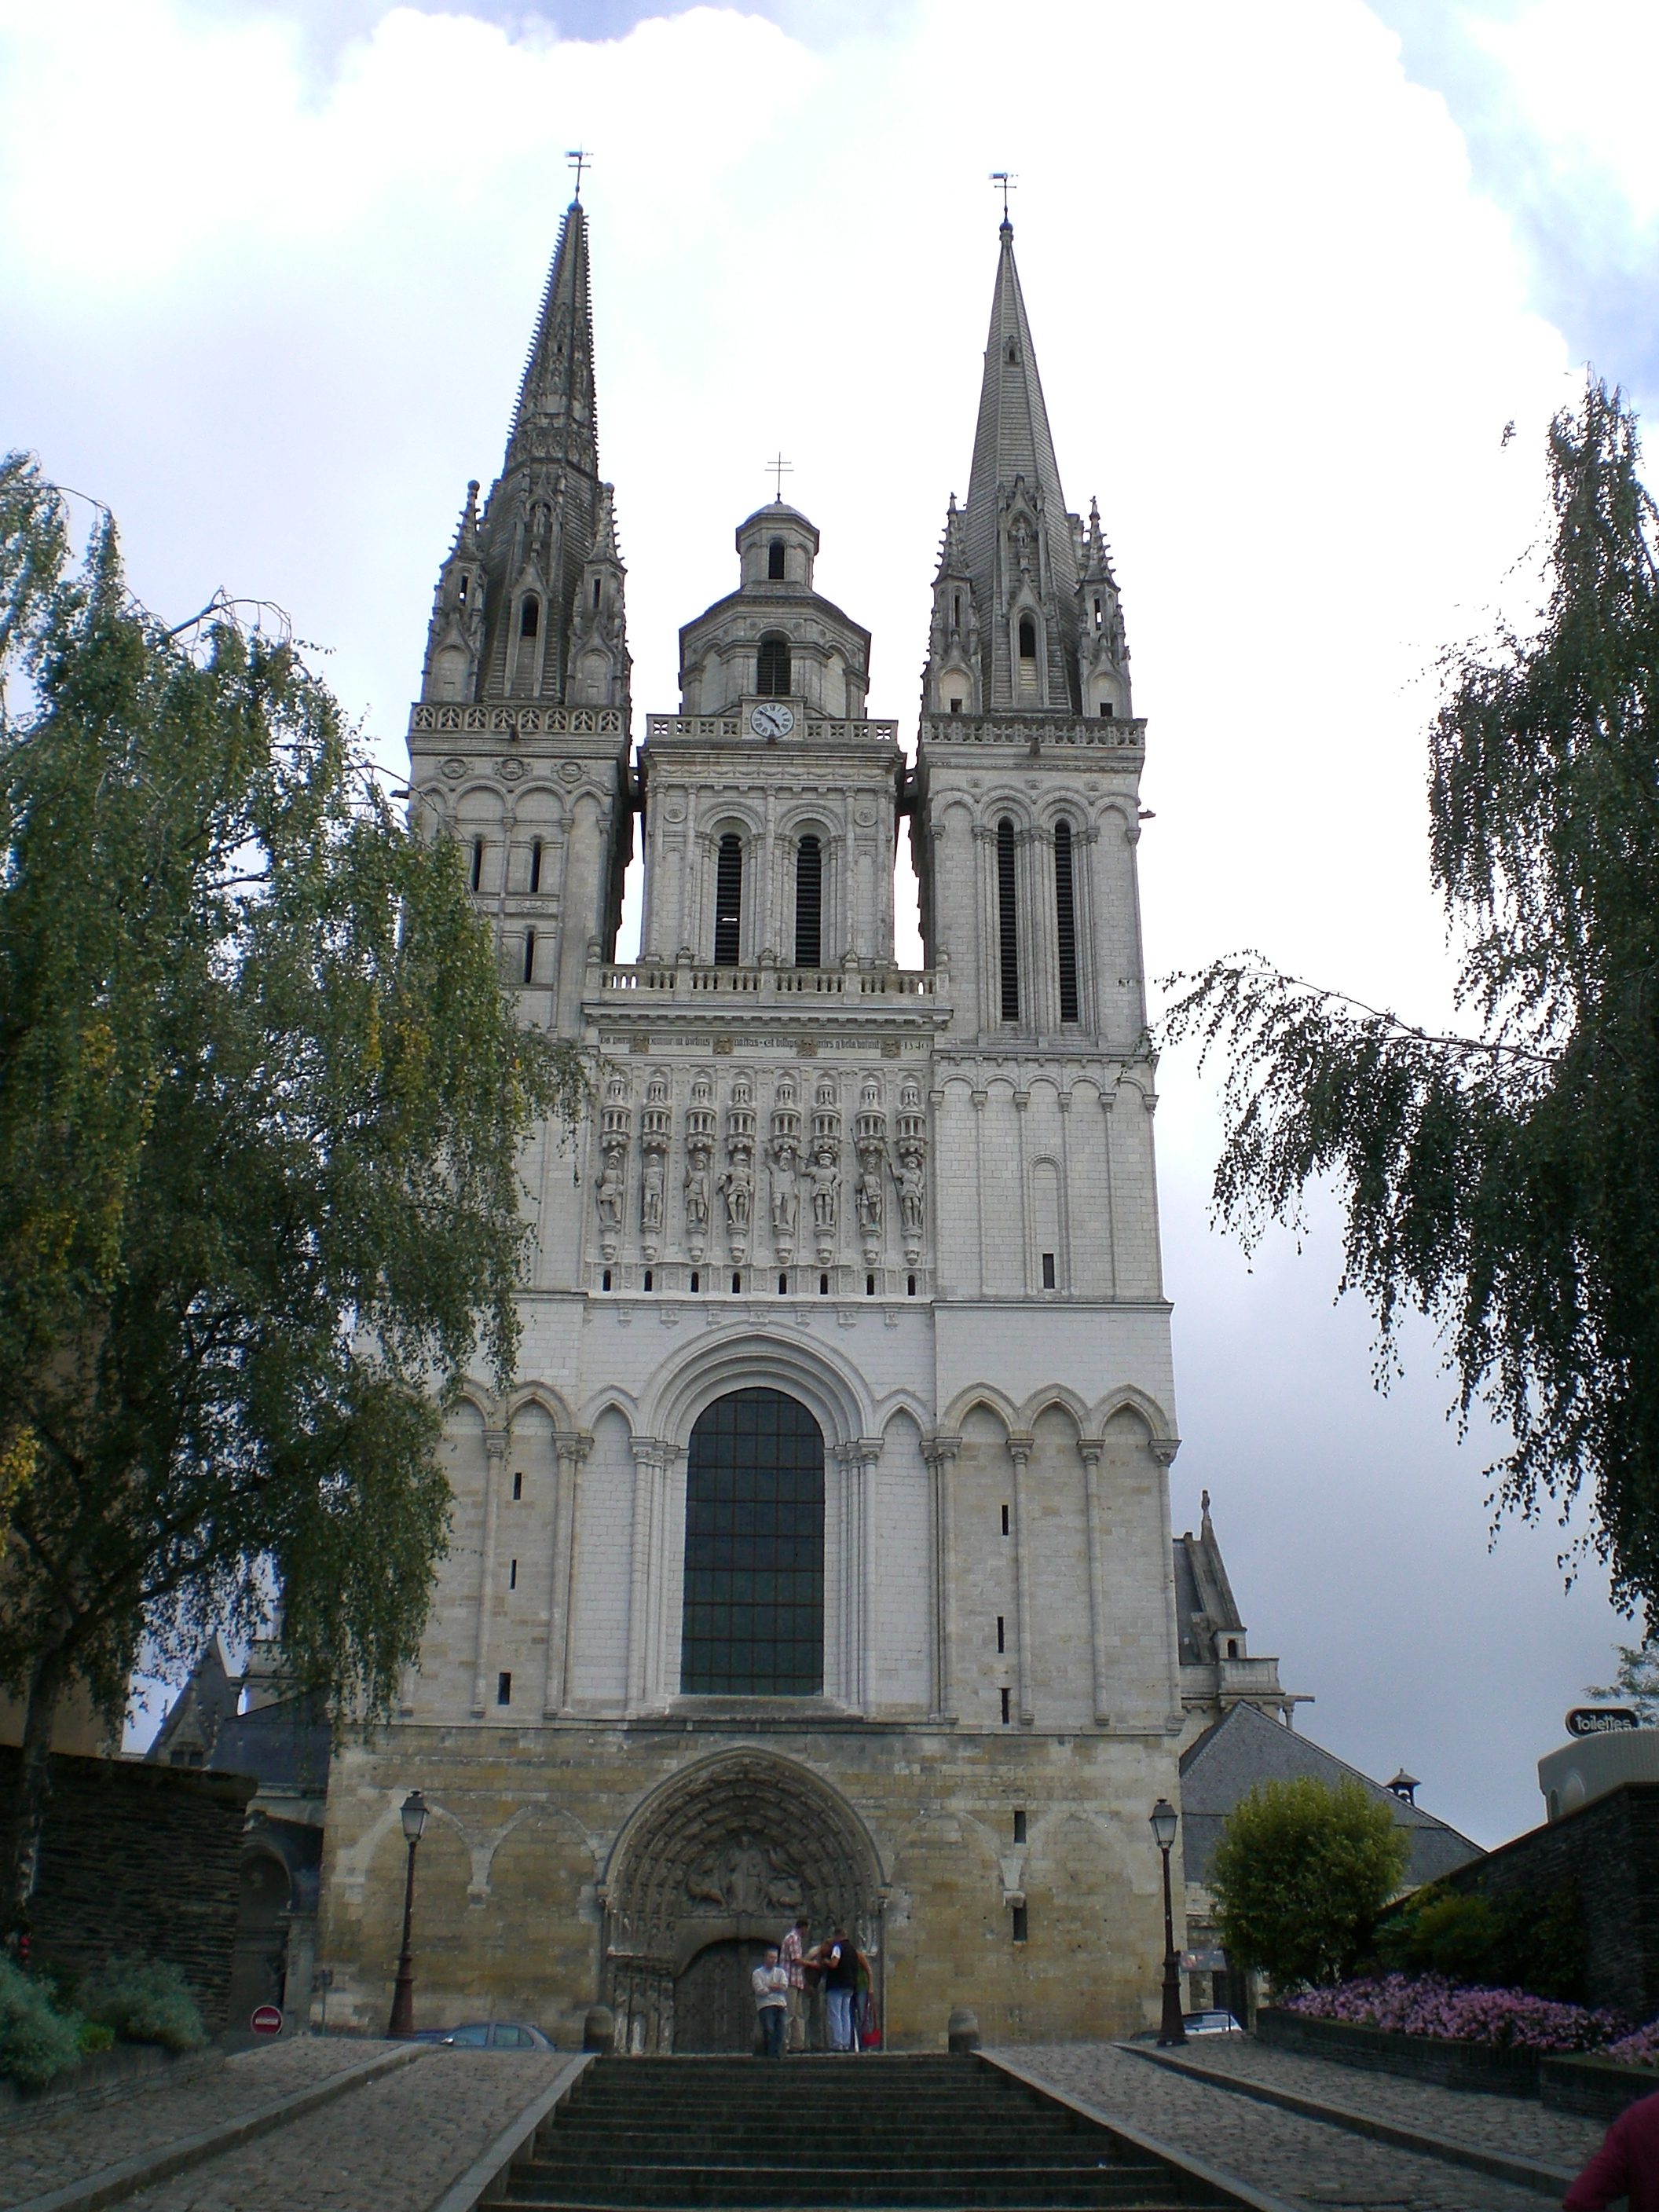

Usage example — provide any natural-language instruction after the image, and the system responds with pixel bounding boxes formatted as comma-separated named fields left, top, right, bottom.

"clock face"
left=750, top=701, right=796, bottom=738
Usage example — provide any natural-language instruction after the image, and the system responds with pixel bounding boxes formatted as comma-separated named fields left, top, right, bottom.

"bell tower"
left=406, top=193, right=633, bottom=1035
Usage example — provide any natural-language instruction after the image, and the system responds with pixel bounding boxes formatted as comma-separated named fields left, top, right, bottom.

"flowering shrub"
left=1287, top=1974, right=1623, bottom=2053
left=1606, top=2018, right=1659, bottom=2069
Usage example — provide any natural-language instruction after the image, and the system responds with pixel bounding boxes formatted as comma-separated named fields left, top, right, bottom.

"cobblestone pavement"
left=1006, top=2043, right=1589, bottom=2211
left=120, top=2048, right=568, bottom=2212
left=1159, top=2032, right=1606, bottom=2170
left=1, top=2038, right=398, bottom=2209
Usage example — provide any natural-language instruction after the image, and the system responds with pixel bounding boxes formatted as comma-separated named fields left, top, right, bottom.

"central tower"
left=317, top=196, right=1290, bottom=2054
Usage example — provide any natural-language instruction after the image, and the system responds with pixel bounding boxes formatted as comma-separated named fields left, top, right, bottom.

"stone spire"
left=959, top=218, right=1082, bottom=712
left=434, top=193, right=627, bottom=709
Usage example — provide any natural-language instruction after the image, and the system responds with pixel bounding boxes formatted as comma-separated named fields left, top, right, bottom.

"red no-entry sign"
left=251, top=2003, right=284, bottom=2035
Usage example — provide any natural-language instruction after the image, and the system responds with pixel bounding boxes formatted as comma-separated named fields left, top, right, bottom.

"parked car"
left=441, top=2020, right=555, bottom=2049
left=1183, top=2009, right=1243, bottom=2035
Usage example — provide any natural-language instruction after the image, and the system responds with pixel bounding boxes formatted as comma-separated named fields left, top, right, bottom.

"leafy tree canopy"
left=1163, top=383, right=1659, bottom=1628
left=1210, top=1775, right=1409, bottom=1993
left=0, top=457, right=584, bottom=1934
left=1586, top=1639, right=1659, bottom=1723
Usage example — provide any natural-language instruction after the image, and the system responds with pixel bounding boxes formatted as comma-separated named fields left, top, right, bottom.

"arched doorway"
left=603, top=1751, right=882, bottom=2053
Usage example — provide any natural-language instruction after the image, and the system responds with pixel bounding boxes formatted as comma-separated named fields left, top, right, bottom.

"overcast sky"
left=5, top=0, right=1655, bottom=1845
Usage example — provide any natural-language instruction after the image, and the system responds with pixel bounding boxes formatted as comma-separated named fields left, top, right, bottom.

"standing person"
left=750, top=1944, right=789, bottom=2059
left=780, top=1917, right=810, bottom=2054
left=822, top=1926, right=858, bottom=2053
left=1563, top=2086, right=1659, bottom=2210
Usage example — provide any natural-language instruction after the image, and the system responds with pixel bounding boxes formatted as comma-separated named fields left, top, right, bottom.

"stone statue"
left=718, top=1154, right=753, bottom=1235
left=595, top=1152, right=625, bottom=1231
left=809, top=1144, right=839, bottom=1236
left=683, top=1153, right=709, bottom=1234
left=770, top=1147, right=799, bottom=1237
left=640, top=1152, right=665, bottom=1233
left=855, top=1159, right=883, bottom=1238
left=894, top=1152, right=925, bottom=1238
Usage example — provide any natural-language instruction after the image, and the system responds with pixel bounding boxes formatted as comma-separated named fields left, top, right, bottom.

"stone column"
left=834, top=1441, right=875, bottom=1713
left=471, top=1428, right=507, bottom=1718
left=1009, top=1430, right=1036, bottom=1727
left=625, top=1436, right=667, bottom=1714
left=1079, top=1437, right=1111, bottom=1724
left=542, top=1430, right=592, bottom=1717
left=1057, top=1087, right=1075, bottom=1293
left=923, top=1435, right=961, bottom=1721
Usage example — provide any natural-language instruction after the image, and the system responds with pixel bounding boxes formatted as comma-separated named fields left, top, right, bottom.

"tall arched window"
left=529, top=837, right=544, bottom=895
left=522, top=928, right=537, bottom=985
left=794, top=836, right=822, bottom=968
left=1017, top=614, right=1036, bottom=660
left=713, top=833, right=743, bottom=965
left=767, top=538, right=786, bottom=580
left=997, top=817, right=1020, bottom=1021
left=681, top=1388, right=825, bottom=1695
left=519, top=596, right=540, bottom=638
left=1054, top=818, right=1080, bottom=1024
left=756, top=632, right=791, bottom=696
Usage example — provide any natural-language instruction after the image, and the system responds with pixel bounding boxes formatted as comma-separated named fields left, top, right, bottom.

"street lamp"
left=386, top=1790, right=430, bottom=2038
left=1148, top=1798, right=1186, bottom=2048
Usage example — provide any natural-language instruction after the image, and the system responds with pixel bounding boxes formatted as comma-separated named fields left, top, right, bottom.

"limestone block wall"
left=317, top=1725, right=1182, bottom=2049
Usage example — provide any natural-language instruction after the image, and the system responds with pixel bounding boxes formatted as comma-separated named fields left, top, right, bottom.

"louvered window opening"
left=680, top=1387, right=825, bottom=1696
left=756, top=633, right=791, bottom=696
left=1054, top=819, right=1080, bottom=1023
left=713, top=833, right=743, bottom=965
left=794, top=836, right=822, bottom=968
left=997, top=818, right=1020, bottom=1021
left=767, top=538, right=786, bottom=580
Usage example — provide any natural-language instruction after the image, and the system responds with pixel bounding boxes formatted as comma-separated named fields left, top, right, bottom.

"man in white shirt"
left=751, top=1944, right=789, bottom=2058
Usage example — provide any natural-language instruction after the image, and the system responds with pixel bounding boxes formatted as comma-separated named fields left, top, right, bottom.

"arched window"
left=767, top=538, right=786, bottom=580
left=713, top=833, right=743, bottom=965
left=756, top=632, right=791, bottom=696
left=997, top=818, right=1020, bottom=1021
left=470, top=838, right=484, bottom=894
left=519, top=596, right=540, bottom=639
left=1053, top=818, right=1080, bottom=1024
left=794, top=835, right=822, bottom=968
left=1018, top=614, right=1037, bottom=661
left=522, top=928, right=536, bottom=985
left=681, top=1387, right=825, bottom=1695
left=529, top=837, right=544, bottom=895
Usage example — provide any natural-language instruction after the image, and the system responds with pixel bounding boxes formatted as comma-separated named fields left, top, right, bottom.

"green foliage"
left=1161, top=382, right=1659, bottom=1626
left=77, top=1955, right=204, bottom=2051
left=76, top=2018, right=115, bottom=2054
left=0, top=1956, right=83, bottom=2086
left=1587, top=1639, right=1659, bottom=1722
left=1210, top=1776, right=1409, bottom=1993
left=0, top=456, right=588, bottom=1925
left=1371, top=1880, right=1587, bottom=2002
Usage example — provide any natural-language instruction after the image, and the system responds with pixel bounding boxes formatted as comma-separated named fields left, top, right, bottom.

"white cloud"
left=3, top=0, right=1628, bottom=1832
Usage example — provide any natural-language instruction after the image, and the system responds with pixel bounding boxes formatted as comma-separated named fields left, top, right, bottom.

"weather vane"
left=990, top=170, right=1016, bottom=222
left=567, top=148, right=592, bottom=199
left=766, top=452, right=793, bottom=502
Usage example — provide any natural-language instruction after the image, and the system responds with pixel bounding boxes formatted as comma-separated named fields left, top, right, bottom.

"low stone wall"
left=1540, top=2053, right=1659, bottom=2125
left=1257, top=2007, right=1541, bottom=2097
left=0, top=1748, right=255, bottom=2033
left=0, top=2041, right=222, bottom=2126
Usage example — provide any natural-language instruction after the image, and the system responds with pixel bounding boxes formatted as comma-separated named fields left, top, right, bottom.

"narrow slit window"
left=593, top=576, right=602, bottom=606
left=731, top=1270, right=742, bottom=1294
left=756, top=632, right=791, bottom=696
left=778, top=1271, right=788, bottom=1295
left=512, top=1470, right=523, bottom=1500
left=601, top=1268, right=612, bottom=1291
left=519, top=597, right=539, bottom=639
left=794, top=836, right=822, bottom=968
left=713, top=833, right=743, bottom=965
left=529, top=838, right=544, bottom=894
left=907, top=1273, right=917, bottom=1296
left=996, top=1615, right=1005, bottom=1654
left=509, top=1558, right=518, bottom=1591
left=471, top=839, right=484, bottom=893
left=643, top=1269, right=653, bottom=1291
left=1041, top=1251, right=1057, bottom=1290
left=997, top=819, right=1020, bottom=1020
left=1000, top=1686, right=1012, bottom=1724
left=767, top=538, right=786, bottom=580
left=866, top=1273, right=875, bottom=1296
left=690, top=1269, right=701, bottom=1293
left=953, top=591, right=961, bottom=628
left=1013, top=1808, right=1027, bottom=1844
left=1054, top=819, right=1080, bottom=1023
left=522, top=928, right=536, bottom=984
left=1018, top=614, right=1037, bottom=660
left=496, top=1671, right=512, bottom=1705
left=1001, top=1502, right=1009, bottom=1536
left=819, top=1273, right=829, bottom=1296
left=1012, top=1903, right=1028, bottom=1943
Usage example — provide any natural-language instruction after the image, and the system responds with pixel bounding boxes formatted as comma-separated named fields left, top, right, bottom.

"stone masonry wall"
left=1441, top=1782, right=1659, bottom=2016
left=0, top=1749, right=254, bottom=2031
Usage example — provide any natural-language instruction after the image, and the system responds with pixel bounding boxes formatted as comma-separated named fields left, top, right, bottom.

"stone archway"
left=602, top=1751, right=881, bottom=2053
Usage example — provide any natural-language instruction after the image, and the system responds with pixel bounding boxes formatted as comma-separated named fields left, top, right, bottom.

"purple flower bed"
left=1286, top=1974, right=1626, bottom=2053
left=1606, top=2019, right=1659, bottom=2070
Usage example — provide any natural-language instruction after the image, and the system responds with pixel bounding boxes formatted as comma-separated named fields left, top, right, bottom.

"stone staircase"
left=485, top=2053, right=1247, bottom=2210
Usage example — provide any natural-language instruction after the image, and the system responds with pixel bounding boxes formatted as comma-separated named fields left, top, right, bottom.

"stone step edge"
left=1118, top=2042, right=1577, bottom=2202
left=980, top=2053, right=1302, bottom=2212
left=427, top=2053, right=598, bottom=2212
left=9, top=2042, right=428, bottom=2212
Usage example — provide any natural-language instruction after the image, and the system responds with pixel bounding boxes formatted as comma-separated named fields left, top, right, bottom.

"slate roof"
left=1179, top=1699, right=1480, bottom=1889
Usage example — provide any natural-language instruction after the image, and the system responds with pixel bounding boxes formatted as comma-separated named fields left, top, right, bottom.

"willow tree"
left=1164, top=382, right=1659, bottom=1629
left=0, top=458, right=584, bottom=1940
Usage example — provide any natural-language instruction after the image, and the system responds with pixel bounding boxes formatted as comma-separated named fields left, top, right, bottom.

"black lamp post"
left=386, top=1790, right=430, bottom=2038
left=1148, top=1797, right=1187, bottom=2048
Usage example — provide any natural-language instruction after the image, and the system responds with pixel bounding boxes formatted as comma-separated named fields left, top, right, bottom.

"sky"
left=5, top=0, right=1655, bottom=1845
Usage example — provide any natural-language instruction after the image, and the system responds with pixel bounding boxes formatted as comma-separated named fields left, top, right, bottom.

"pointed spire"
left=965, top=220, right=1069, bottom=545
left=506, top=198, right=598, bottom=478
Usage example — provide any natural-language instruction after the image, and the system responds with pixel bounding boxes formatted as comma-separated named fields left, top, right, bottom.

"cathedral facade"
left=316, top=198, right=1288, bottom=2050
